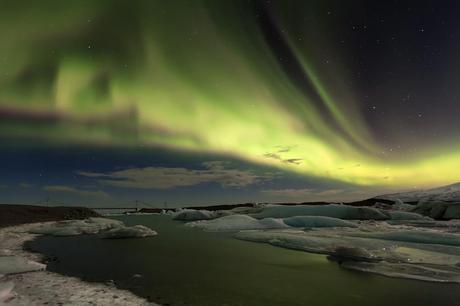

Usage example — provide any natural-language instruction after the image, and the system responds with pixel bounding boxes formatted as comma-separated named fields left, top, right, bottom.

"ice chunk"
left=282, top=216, right=357, bottom=228
left=387, top=211, right=427, bottom=220
left=186, top=214, right=288, bottom=231
left=172, top=209, right=217, bottom=221
left=251, top=204, right=388, bottom=220
left=101, top=225, right=157, bottom=239
left=29, top=218, right=123, bottom=236
left=0, top=256, right=46, bottom=275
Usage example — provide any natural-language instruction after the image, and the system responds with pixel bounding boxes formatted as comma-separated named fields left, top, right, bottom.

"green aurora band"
left=1, top=0, right=459, bottom=188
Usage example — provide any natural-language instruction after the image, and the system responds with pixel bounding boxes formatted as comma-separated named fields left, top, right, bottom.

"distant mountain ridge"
left=375, top=182, right=460, bottom=203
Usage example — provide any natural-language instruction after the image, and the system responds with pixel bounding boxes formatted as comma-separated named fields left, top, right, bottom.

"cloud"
left=263, top=152, right=303, bottom=165
left=44, top=185, right=110, bottom=198
left=77, top=161, right=273, bottom=189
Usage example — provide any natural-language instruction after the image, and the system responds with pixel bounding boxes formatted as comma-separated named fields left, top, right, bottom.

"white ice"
left=172, top=209, right=217, bottom=221
left=101, top=225, right=157, bottom=239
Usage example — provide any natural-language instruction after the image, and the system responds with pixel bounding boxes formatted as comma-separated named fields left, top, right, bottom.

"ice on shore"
left=29, top=218, right=123, bottom=236
left=172, top=209, right=217, bottom=221
left=186, top=214, right=288, bottom=231
left=251, top=204, right=389, bottom=220
left=0, top=281, right=15, bottom=304
left=101, top=225, right=157, bottom=239
left=0, top=256, right=46, bottom=275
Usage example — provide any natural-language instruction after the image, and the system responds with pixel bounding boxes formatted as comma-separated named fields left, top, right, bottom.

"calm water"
left=28, top=215, right=460, bottom=306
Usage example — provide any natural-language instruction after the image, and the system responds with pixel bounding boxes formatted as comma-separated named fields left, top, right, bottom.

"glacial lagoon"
left=27, top=215, right=460, bottom=306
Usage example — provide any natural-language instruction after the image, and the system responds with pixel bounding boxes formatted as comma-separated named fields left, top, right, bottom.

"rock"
left=328, top=247, right=382, bottom=263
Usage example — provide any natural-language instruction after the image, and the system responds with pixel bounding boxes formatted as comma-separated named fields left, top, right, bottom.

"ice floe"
left=29, top=218, right=123, bottom=236
left=26, top=217, right=158, bottom=240
left=101, top=225, right=157, bottom=239
left=282, top=216, right=358, bottom=228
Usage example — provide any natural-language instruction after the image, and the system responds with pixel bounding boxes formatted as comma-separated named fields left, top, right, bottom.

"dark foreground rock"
left=0, top=204, right=100, bottom=228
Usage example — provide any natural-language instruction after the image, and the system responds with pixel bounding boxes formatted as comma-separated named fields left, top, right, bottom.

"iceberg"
left=251, top=204, right=388, bottom=220
left=172, top=209, right=217, bottom=221
left=0, top=256, right=46, bottom=275
left=29, top=218, right=123, bottom=236
left=282, top=216, right=357, bottom=228
left=101, top=225, right=157, bottom=239
left=186, top=214, right=288, bottom=231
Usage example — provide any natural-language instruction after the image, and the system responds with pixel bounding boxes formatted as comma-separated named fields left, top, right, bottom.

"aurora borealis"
left=2, top=0, right=460, bottom=205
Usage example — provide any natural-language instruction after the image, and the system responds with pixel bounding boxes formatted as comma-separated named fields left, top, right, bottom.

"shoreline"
left=0, top=222, right=158, bottom=305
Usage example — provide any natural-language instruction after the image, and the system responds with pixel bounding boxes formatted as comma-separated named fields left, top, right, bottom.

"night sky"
left=1, top=0, right=460, bottom=207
